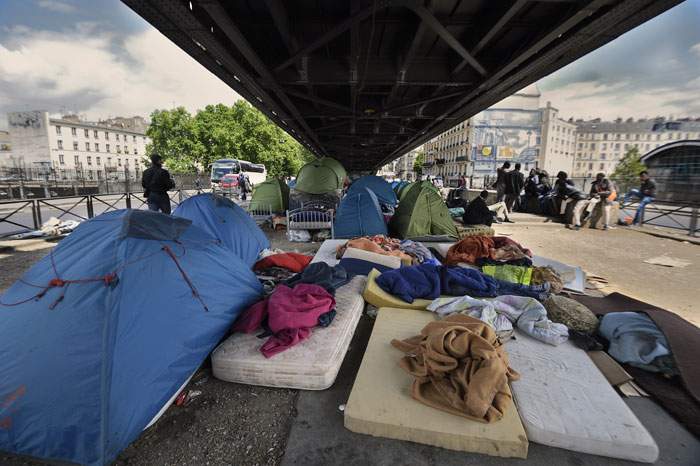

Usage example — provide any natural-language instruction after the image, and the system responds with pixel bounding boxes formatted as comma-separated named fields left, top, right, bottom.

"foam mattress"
left=310, top=239, right=347, bottom=266
left=211, top=276, right=366, bottom=390
left=344, top=308, right=529, bottom=458
left=506, top=331, right=659, bottom=462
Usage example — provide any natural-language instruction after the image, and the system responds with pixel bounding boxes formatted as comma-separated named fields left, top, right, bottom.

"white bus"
left=210, top=159, right=267, bottom=190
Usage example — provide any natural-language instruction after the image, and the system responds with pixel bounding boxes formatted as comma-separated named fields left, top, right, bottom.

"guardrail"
left=0, top=189, right=209, bottom=237
left=618, top=199, right=699, bottom=236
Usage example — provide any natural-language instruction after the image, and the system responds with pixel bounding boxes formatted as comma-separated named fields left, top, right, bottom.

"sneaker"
left=573, top=225, right=580, bottom=231
left=603, top=225, right=609, bottom=231
left=504, top=218, right=515, bottom=223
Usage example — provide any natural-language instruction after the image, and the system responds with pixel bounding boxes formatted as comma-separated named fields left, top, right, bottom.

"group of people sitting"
left=456, top=162, right=657, bottom=230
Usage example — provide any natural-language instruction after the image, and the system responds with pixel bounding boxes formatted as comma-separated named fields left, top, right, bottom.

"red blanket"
left=254, top=252, right=313, bottom=273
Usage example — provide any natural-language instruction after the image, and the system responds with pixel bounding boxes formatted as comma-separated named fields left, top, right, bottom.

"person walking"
left=494, top=161, right=511, bottom=202
left=504, top=162, right=524, bottom=213
left=623, top=170, right=656, bottom=225
left=141, top=154, right=175, bottom=214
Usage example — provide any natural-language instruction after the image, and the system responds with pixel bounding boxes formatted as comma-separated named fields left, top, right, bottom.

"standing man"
left=141, top=154, right=175, bottom=214
left=587, top=172, right=616, bottom=230
left=504, top=162, right=524, bottom=212
left=623, top=170, right=656, bottom=225
left=494, top=161, right=511, bottom=202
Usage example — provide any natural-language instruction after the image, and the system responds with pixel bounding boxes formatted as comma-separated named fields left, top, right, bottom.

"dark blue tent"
left=0, top=210, right=262, bottom=466
left=173, top=193, right=269, bottom=267
left=393, top=180, right=409, bottom=194
left=347, top=175, right=397, bottom=207
left=334, top=188, right=387, bottom=238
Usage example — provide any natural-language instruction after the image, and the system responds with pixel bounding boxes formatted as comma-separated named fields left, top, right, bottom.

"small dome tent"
left=390, top=181, right=458, bottom=239
left=294, top=160, right=341, bottom=194
left=173, top=193, right=269, bottom=267
left=0, top=210, right=262, bottom=466
left=318, top=157, right=347, bottom=187
left=249, top=178, right=290, bottom=213
left=333, top=188, right=387, bottom=238
left=347, top=175, right=397, bottom=207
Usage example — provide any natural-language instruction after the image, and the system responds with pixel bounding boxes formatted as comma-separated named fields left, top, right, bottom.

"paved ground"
left=1, top=221, right=698, bottom=465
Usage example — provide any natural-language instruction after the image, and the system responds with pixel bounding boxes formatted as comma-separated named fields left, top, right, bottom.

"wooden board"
left=344, top=308, right=529, bottom=458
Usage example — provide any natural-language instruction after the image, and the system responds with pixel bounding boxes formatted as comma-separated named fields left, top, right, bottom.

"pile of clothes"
left=336, top=235, right=437, bottom=265
left=237, top=254, right=350, bottom=358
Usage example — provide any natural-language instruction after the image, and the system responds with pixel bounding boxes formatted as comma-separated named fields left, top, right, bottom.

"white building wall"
left=6, top=111, right=52, bottom=168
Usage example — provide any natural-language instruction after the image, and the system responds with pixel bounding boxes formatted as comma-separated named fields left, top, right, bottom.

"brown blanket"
left=445, top=235, right=532, bottom=265
left=573, top=292, right=700, bottom=438
left=391, top=314, right=519, bottom=423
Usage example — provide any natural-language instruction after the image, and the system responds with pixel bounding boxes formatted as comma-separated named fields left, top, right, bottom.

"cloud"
left=36, top=0, right=76, bottom=13
left=0, top=24, right=241, bottom=121
left=692, top=42, right=700, bottom=58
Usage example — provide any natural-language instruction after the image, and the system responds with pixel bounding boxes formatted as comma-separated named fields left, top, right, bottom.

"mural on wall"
left=471, top=109, right=541, bottom=173
left=8, top=111, right=43, bottom=129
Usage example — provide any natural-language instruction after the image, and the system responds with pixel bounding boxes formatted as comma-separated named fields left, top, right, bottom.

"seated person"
left=587, top=172, right=616, bottom=230
left=622, top=170, right=656, bottom=225
left=462, top=190, right=513, bottom=226
left=558, top=183, right=589, bottom=231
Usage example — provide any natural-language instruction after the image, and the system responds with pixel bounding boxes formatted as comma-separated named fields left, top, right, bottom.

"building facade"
left=423, top=120, right=470, bottom=184
left=540, top=102, right=577, bottom=176
left=3, top=111, right=150, bottom=181
left=377, top=147, right=420, bottom=181
left=572, top=118, right=700, bottom=178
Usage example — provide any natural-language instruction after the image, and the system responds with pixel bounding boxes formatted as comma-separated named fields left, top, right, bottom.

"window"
left=73, top=142, right=78, bottom=150
left=116, top=134, right=120, bottom=141
left=74, top=155, right=80, bottom=165
left=118, top=158, right=122, bottom=166
left=626, top=134, right=631, bottom=140
left=143, top=136, right=146, bottom=142
left=105, top=131, right=110, bottom=140
left=85, top=142, right=90, bottom=151
left=55, top=125, right=62, bottom=135
left=600, top=163, right=605, bottom=170
left=601, top=154, right=606, bottom=160
left=57, top=140, right=63, bottom=149
left=88, top=170, right=94, bottom=180
left=59, top=154, right=65, bottom=164
left=87, top=156, right=92, bottom=166
left=602, top=143, right=607, bottom=150
left=83, top=128, right=88, bottom=138
left=71, top=127, right=77, bottom=136
left=134, top=147, right=138, bottom=155
left=94, top=130, right=98, bottom=138
left=615, top=143, right=620, bottom=150
left=588, top=163, right=593, bottom=170
left=96, top=156, right=101, bottom=166
left=95, top=143, right=100, bottom=152
left=616, top=134, right=621, bottom=140
left=106, top=144, right=111, bottom=152
left=635, top=134, right=640, bottom=140
left=590, top=143, right=596, bottom=149
left=603, top=133, right=609, bottom=140
left=116, top=145, right=121, bottom=153
left=97, top=171, right=103, bottom=180
left=132, top=135, right=136, bottom=143
left=107, top=157, right=112, bottom=165
left=125, top=146, right=129, bottom=154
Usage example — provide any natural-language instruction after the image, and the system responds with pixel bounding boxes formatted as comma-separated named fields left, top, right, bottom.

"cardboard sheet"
left=344, top=308, right=529, bottom=458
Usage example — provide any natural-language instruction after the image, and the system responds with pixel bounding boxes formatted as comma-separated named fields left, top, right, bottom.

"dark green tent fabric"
left=390, top=181, right=457, bottom=239
left=295, top=161, right=341, bottom=194
left=249, top=179, right=289, bottom=212
left=397, top=182, right=414, bottom=201
left=318, top=158, right=347, bottom=187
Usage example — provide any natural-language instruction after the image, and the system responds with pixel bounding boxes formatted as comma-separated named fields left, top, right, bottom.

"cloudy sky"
left=1, top=0, right=699, bottom=130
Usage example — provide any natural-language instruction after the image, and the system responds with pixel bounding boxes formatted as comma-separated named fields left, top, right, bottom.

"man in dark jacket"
left=141, top=154, right=175, bottom=214
left=494, top=161, right=510, bottom=202
left=587, top=172, right=616, bottom=230
left=504, top=162, right=525, bottom=212
left=462, top=190, right=512, bottom=226
left=558, top=181, right=589, bottom=230
left=623, top=170, right=656, bottom=225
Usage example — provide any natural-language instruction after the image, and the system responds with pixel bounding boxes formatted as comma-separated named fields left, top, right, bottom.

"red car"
left=220, top=173, right=239, bottom=190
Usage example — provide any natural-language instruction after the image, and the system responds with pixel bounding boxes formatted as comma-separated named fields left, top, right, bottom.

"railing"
left=0, top=189, right=208, bottom=237
left=618, top=198, right=699, bottom=236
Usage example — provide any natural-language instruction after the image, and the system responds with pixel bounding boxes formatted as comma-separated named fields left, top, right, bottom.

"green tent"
left=249, top=178, right=289, bottom=213
left=318, top=157, right=347, bottom=187
left=390, top=181, right=457, bottom=239
left=294, top=160, right=341, bottom=194
left=397, top=182, right=414, bottom=201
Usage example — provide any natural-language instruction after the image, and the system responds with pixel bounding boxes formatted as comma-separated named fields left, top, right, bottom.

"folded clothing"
left=232, top=283, right=336, bottom=358
left=336, top=236, right=412, bottom=264
left=599, top=312, right=676, bottom=374
left=399, top=239, right=435, bottom=264
left=285, top=262, right=350, bottom=294
left=428, top=294, right=568, bottom=346
left=482, top=265, right=533, bottom=285
left=375, top=263, right=549, bottom=304
left=254, top=252, right=313, bottom=273
left=445, top=236, right=532, bottom=265
left=391, top=314, right=520, bottom=422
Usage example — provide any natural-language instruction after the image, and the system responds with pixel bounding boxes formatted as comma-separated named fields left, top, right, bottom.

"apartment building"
left=540, top=102, right=577, bottom=175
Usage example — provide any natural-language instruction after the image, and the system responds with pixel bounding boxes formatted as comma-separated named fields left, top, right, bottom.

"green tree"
left=413, top=150, right=425, bottom=177
left=611, top=147, right=646, bottom=193
left=146, top=101, right=314, bottom=177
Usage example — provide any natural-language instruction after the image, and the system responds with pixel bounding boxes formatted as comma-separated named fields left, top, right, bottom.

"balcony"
left=456, top=156, right=468, bottom=162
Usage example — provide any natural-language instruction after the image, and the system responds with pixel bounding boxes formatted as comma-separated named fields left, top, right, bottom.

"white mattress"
left=310, top=239, right=347, bottom=266
left=506, top=331, right=659, bottom=462
left=211, top=276, right=366, bottom=390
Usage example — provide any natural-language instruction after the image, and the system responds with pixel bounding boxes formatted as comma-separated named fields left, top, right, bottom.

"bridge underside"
left=122, top=0, right=681, bottom=171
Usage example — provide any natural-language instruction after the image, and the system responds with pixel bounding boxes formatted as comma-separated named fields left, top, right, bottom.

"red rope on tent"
left=161, top=245, right=209, bottom=312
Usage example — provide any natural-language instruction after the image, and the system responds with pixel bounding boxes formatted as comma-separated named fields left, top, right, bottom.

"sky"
left=0, top=0, right=699, bottom=130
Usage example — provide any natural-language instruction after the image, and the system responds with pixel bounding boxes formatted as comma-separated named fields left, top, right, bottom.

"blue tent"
left=0, top=210, right=262, bottom=466
left=393, top=180, right=409, bottom=194
left=347, top=175, right=397, bottom=207
left=333, top=188, right=387, bottom=238
left=173, top=193, right=269, bottom=267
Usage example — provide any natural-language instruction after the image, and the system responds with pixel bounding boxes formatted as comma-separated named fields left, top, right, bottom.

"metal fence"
left=0, top=189, right=208, bottom=237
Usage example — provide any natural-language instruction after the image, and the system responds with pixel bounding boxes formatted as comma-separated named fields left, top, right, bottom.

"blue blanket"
left=375, top=263, right=549, bottom=303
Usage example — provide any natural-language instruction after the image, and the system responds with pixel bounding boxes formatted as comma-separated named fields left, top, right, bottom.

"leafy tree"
left=611, top=147, right=646, bottom=193
left=413, top=150, right=425, bottom=177
left=146, top=101, right=314, bottom=177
